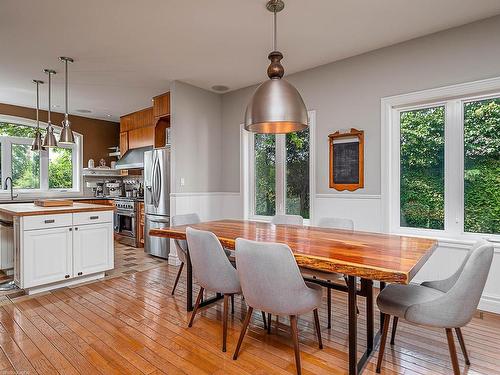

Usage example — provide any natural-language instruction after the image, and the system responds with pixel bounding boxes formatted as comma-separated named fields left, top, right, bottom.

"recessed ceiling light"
left=211, top=85, right=229, bottom=92
left=52, top=104, right=60, bottom=108
left=75, top=109, right=92, bottom=114
left=106, top=114, right=112, bottom=118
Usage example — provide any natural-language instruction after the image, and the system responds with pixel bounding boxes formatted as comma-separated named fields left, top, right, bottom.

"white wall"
left=170, top=80, right=222, bottom=194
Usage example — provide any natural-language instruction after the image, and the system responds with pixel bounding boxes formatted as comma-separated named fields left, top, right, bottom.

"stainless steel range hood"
left=115, top=146, right=152, bottom=169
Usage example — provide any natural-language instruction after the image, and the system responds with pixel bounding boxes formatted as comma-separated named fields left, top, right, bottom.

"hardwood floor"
left=0, top=261, right=499, bottom=374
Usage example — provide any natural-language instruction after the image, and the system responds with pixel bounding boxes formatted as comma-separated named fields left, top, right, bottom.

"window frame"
left=381, top=77, right=500, bottom=241
left=247, top=110, right=316, bottom=223
left=0, top=115, right=82, bottom=197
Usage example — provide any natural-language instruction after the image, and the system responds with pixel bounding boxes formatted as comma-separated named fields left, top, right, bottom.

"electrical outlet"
left=180, top=177, right=185, bottom=186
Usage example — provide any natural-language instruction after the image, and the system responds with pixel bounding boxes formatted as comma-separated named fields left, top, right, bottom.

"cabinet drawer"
left=23, top=213, right=73, bottom=231
left=73, top=211, right=113, bottom=226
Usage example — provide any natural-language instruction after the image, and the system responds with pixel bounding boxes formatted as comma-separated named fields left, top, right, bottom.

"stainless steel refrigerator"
left=144, top=147, right=171, bottom=258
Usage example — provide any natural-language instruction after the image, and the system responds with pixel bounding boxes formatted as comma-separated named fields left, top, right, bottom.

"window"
left=0, top=117, right=81, bottom=194
left=249, top=112, right=314, bottom=221
left=383, top=79, right=500, bottom=238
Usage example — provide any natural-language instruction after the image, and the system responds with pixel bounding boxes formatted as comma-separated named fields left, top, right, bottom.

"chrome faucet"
left=4, top=177, right=18, bottom=200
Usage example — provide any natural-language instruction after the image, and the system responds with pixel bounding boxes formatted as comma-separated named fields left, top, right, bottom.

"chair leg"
left=446, top=328, right=461, bottom=375
left=231, top=294, right=235, bottom=315
left=233, top=306, right=253, bottom=360
left=290, top=315, right=302, bottom=375
left=376, top=314, right=391, bottom=373
left=188, top=287, right=204, bottom=327
left=267, top=313, right=272, bottom=334
left=222, top=294, right=229, bottom=352
left=390, top=316, right=398, bottom=345
left=171, top=262, right=184, bottom=295
left=313, top=309, right=323, bottom=349
left=261, top=311, right=268, bottom=330
left=455, top=327, right=471, bottom=365
left=327, top=286, right=332, bottom=329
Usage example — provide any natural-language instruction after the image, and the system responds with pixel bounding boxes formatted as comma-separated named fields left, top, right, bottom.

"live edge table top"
left=150, top=219, right=438, bottom=283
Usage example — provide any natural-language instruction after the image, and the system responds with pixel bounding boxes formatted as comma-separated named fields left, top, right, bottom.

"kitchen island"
left=0, top=202, right=115, bottom=295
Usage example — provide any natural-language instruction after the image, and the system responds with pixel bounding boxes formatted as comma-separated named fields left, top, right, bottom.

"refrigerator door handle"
left=153, top=157, right=162, bottom=208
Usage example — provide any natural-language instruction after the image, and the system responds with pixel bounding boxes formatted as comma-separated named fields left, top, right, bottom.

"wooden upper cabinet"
left=120, top=132, right=129, bottom=156
left=128, top=126, right=154, bottom=149
left=120, top=107, right=153, bottom=132
left=153, top=92, right=170, bottom=119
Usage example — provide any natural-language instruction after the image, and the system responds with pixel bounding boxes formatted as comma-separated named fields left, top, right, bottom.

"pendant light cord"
left=36, top=82, right=40, bottom=129
left=64, top=59, right=68, bottom=116
left=47, top=72, right=51, bottom=124
left=273, top=9, right=277, bottom=51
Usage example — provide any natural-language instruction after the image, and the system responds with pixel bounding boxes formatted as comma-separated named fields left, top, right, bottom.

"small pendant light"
left=244, top=0, right=308, bottom=134
left=31, top=79, right=45, bottom=151
left=42, top=68, right=58, bottom=148
left=58, top=56, right=75, bottom=144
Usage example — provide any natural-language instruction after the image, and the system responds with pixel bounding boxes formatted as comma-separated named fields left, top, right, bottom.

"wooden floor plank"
left=1, top=247, right=499, bottom=375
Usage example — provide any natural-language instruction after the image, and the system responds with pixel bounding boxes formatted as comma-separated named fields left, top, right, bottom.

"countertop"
left=0, top=202, right=116, bottom=217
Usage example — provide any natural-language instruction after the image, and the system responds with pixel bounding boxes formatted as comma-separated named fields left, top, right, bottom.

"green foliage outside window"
left=0, top=122, right=74, bottom=190
left=463, top=99, right=499, bottom=234
left=254, top=134, right=276, bottom=216
left=400, top=106, right=445, bottom=229
left=286, top=129, right=310, bottom=219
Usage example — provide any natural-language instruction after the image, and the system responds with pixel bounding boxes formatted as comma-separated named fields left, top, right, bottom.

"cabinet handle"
left=90, top=216, right=99, bottom=220
left=44, top=219, right=55, bottom=224
left=65, top=275, right=70, bottom=279
left=77, top=272, right=83, bottom=276
left=69, top=228, right=72, bottom=231
left=75, top=227, right=79, bottom=231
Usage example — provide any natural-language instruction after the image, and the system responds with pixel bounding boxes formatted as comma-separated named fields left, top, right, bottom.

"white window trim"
left=0, top=114, right=83, bottom=198
left=381, top=76, right=500, bottom=241
left=244, top=110, right=316, bottom=224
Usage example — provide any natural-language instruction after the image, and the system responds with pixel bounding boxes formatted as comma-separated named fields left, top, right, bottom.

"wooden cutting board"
left=34, top=199, right=74, bottom=207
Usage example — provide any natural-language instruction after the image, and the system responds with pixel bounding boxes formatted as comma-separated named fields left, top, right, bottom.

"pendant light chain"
left=273, top=10, right=277, bottom=52
left=47, top=71, right=52, bottom=124
left=36, top=81, right=40, bottom=128
left=65, top=59, right=68, bottom=115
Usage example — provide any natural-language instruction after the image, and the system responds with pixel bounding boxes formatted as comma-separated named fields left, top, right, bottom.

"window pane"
left=49, top=148, right=73, bottom=189
left=400, top=106, right=445, bottom=229
left=286, top=129, right=310, bottom=219
left=254, top=134, right=276, bottom=216
left=11, top=144, right=40, bottom=189
left=464, top=98, right=500, bottom=234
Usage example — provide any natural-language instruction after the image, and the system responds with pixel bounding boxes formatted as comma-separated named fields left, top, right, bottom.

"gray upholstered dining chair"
left=170, top=213, right=201, bottom=295
left=233, top=238, right=323, bottom=375
left=317, top=217, right=354, bottom=230
left=186, top=227, right=241, bottom=352
left=301, top=217, right=356, bottom=328
left=271, top=214, right=304, bottom=226
left=376, top=240, right=494, bottom=375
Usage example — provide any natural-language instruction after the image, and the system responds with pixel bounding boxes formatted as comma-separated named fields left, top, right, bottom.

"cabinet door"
left=128, top=126, right=154, bottom=149
left=73, top=223, right=114, bottom=276
left=153, top=92, right=170, bottom=118
left=120, top=132, right=129, bottom=156
left=23, top=227, right=72, bottom=288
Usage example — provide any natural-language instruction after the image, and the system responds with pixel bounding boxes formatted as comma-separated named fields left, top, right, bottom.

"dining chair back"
left=233, top=238, right=323, bottom=374
left=271, top=214, right=303, bottom=226
left=317, top=217, right=354, bottom=230
left=376, top=240, right=494, bottom=374
left=185, top=227, right=241, bottom=352
left=170, top=213, right=200, bottom=295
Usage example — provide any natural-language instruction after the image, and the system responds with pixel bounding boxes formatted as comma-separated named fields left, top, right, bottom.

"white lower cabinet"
left=23, top=226, right=73, bottom=288
left=73, top=223, right=114, bottom=276
left=19, top=211, right=114, bottom=291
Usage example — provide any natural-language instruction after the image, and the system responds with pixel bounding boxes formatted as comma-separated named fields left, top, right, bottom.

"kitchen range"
left=114, top=197, right=141, bottom=247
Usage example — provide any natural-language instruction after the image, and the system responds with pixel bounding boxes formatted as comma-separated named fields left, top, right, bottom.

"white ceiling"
left=1, top=0, right=500, bottom=122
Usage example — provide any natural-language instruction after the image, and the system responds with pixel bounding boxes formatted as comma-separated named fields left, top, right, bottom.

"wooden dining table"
left=150, top=219, right=438, bottom=375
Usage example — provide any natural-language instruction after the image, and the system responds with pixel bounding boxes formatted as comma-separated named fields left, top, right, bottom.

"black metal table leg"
left=348, top=275, right=358, bottom=375
left=379, top=282, right=386, bottom=329
left=365, top=279, right=374, bottom=352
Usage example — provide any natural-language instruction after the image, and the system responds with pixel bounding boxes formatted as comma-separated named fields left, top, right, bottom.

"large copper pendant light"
left=31, top=79, right=45, bottom=151
left=42, top=69, right=58, bottom=148
left=58, top=56, right=75, bottom=144
left=244, top=0, right=308, bottom=134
